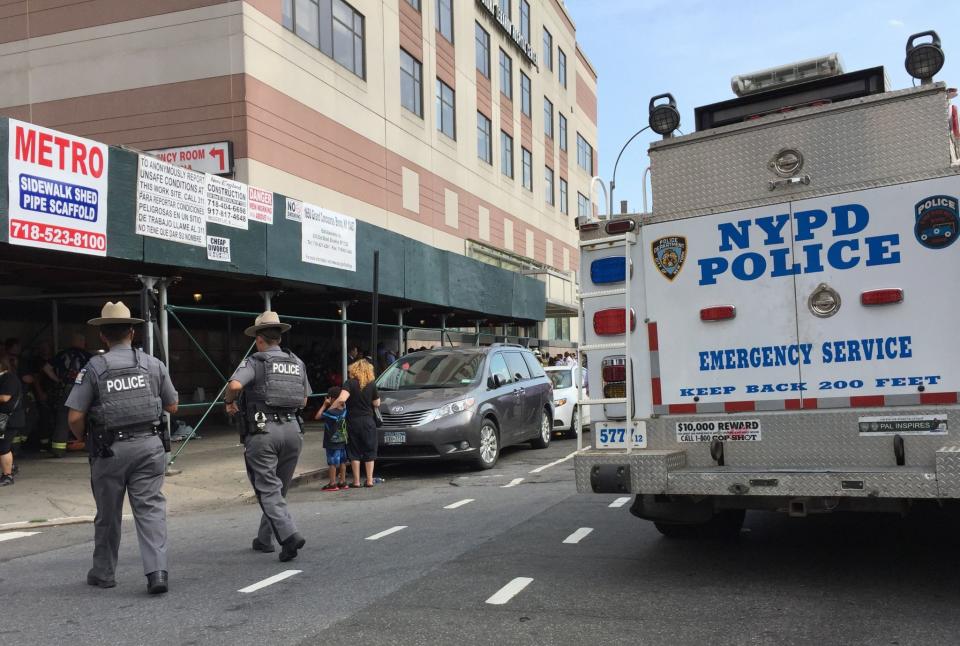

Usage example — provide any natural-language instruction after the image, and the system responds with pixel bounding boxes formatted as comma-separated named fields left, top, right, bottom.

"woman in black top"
left=336, top=358, right=380, bottom=488
left=0, top=355, right=22, bottom=486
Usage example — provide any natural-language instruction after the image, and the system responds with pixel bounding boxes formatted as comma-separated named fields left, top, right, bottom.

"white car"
left=545, top=365, right=590, bottom=438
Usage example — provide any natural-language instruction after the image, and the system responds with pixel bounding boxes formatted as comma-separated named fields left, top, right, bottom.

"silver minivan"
left=375, top=344, right=554, bottom=469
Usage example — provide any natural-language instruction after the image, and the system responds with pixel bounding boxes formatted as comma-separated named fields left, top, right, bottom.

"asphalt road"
left=3, top=434, right=960, bottom=646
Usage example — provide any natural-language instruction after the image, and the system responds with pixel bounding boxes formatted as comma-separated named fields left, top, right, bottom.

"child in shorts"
left=315, top=386, right=349, bottom=491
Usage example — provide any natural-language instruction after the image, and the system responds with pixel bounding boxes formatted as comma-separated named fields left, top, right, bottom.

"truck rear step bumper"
left=575, top=446, right=960, bottom=499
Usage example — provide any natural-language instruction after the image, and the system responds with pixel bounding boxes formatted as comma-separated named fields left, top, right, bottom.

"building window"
left=520, top=72, right=531, bottom=117
left=436, top=79, right=456, bottom=139
left=501, top=131, right=513, bottom=178
left=577, top=133, right=594, bottom=173
left=521, top=147, right=532, bottom=190
left=544, top=97, right=553, bottom=139
left=500, top=0, right=511, bottom=20
left=578, top=192, right=590, bottom=217
left=477, top=112, right=492, bottom=164
left=519, top=0, right=530, bottom=43
left=542, top=28, right=553, bottom=71
left=475, top=23, right=490, bottom=77
left=559, top=177, right=568, bottom=214
left=406, top=0, right=420, bottom=9
left=558, top=113, right=567, bottom=151
left=400, top=49, right=423, bottom=117
left=545, top=166, right=554, bottom=205
left=282, top=0, right=366, bottom=79
left=436, top=0, right=453, bottom=42
left=558, top=48, right=567, bottom=87
left=499, top=49, right=512, bottom=99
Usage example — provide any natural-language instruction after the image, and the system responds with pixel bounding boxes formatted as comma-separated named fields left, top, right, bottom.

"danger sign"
left=146, top=141, right=233, bottom=175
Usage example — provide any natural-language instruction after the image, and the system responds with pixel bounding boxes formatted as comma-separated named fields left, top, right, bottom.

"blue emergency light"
left=591, top=256, right=627, bottom=284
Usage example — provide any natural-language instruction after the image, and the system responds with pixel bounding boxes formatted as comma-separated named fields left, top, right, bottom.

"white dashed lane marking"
left=501, top=478, right=524, bottom=488
left=486, top=577, right=534, bottom=605
left=444, top=498, right=475, bottom=509
left=0, top=531, right=39, bottom=542
left=238, top=570, right=302, bottom=594
left=562, top=527, right=594, bottom=544
left=609, top=497, right=631, bottom=508
left=529, top=447, right=590, bottom=474
left=365, top=526, right=407, bottom=541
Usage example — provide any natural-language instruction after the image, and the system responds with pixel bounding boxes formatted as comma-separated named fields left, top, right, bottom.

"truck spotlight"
left=905, top=30, right=944, bottom=84
left=648, top=93, right=680, bottom=138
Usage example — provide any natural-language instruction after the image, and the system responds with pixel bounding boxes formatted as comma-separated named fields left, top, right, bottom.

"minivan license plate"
left=384, top=431, right=406, bottom=445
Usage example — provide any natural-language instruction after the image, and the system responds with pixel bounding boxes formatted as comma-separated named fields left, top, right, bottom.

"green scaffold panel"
left=403, top=239, right=449, bottom=307
left=447, top=254, right=515, bottom=317
left=106, top=148, right=144, bottom=261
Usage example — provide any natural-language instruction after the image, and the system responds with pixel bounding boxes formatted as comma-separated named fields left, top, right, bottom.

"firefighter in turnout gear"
left=225, top=311, right=310, bottom=562
left=66, top=302, right=178, bottom=594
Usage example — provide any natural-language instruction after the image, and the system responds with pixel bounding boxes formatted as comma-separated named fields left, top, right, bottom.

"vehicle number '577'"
left=595, top=421, right=647, bottom=449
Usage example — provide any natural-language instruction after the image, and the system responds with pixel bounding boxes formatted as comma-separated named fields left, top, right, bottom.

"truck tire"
left=653, top=510, right=745, bottom=539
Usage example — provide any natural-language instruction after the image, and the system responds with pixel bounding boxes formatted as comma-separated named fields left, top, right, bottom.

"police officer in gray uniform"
left=66, top=302, right=178, bottom=594
left=225, top=311, right=310, bottom=562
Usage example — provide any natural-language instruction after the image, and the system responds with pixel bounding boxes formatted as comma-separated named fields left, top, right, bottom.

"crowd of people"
left=0, top=334, right=97, bottom=486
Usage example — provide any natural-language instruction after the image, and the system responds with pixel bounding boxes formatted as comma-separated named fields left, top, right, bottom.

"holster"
left=88, top=426, right=116, bottom=458
left=160, top=424, right=171, bottom=452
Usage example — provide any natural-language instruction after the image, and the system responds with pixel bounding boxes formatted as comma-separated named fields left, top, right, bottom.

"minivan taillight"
left=594, top=308, right=635, bottom=335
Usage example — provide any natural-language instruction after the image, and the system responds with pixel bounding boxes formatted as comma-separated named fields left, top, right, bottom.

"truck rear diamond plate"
left=574, top=450, right=685, bottom=494
left=667, top=467, right=939, bottom=498
left=649, top=85, right=953, bottom=221
left=935, top=447, right=960, bottom=498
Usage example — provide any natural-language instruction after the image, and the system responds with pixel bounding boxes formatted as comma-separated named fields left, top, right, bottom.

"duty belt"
left=114, top=428, right=159, bottom=441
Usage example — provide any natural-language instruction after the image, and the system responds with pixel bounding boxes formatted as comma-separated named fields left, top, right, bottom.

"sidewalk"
left=0, top=423, right=331, bottom=529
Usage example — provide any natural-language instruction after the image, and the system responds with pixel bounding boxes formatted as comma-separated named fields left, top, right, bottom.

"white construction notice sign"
left=135, top=154, right=206, bottom=247
left=7, top=119, right=109, bottom=256
left=205, top=174, right=248, bottom=229
left=301, top=204, right=357, bottom=272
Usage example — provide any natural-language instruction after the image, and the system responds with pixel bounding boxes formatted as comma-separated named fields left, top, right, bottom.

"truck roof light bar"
left=861, top=288, right=904, bottom=306
left=605, top=219, right=636, bottom=235
left=700, top=305, right=737, bottom=321
left=731, top=54, right=843, bottom=97
left=905, top=31, right=945, bottom=85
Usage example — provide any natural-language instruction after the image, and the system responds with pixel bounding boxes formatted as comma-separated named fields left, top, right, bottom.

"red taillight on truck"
left=601, top=356, right=627, bottom=400
left=861, top=288, right=903, bottom=306
left=700, top=305, right=736, bottom=321
left=593, top=308, right=636, bottom=335
left=602, top=364, right=626, bottom=382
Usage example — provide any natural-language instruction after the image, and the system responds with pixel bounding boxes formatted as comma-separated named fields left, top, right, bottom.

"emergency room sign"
left=7, top=119, right=109, bottom=256
left=146, top=142, right=232, bottom=176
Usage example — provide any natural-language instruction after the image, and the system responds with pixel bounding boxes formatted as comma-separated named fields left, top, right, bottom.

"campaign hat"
left=87, top=301, right=144, bottom=326
left=244, top=311, right=292, bottom=337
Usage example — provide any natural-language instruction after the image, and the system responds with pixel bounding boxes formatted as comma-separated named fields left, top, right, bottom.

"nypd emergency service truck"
left=574, top=32, right=960, bottom=536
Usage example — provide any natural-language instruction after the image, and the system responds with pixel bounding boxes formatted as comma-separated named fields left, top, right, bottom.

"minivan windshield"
left=376, top=352, right=484, bottom=390
left=548, top=369, right=573, bottom=389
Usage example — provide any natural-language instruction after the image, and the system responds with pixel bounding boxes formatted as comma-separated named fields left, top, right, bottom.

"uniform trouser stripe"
left=244, top=452, right=283, bottom=545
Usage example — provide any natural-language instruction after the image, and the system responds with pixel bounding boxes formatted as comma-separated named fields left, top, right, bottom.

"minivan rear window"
left=504, top=352, right=531, bottom=382
left=377, top=352, right=484, bottom=390
left=522, top=352, right=546, bottom=378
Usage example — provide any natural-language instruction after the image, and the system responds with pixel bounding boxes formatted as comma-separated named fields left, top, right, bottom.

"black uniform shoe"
left=252, top=538, right=275, bottom=553
left=146, top=570, right=168, bottom=595
left=0, top=474, right=13, bottom=486
left=86, top=572, right=117, bottom=588
left=279, top=533, right=305, bottom=562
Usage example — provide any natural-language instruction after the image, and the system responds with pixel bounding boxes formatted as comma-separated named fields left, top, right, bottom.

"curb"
left=0, top=516, right=95, bottom=531
left=289, top=468, right=329, bottom=489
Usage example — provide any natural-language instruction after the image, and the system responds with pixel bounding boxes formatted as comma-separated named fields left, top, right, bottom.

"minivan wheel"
left=530, top=409, right=552, bottom=449
left=473, top=420, right=500, bottom=470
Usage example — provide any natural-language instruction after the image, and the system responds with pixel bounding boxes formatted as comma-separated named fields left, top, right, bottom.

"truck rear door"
left=642, top=203, right=803, bottom=416
left=793, top=176, right=960, bottom=410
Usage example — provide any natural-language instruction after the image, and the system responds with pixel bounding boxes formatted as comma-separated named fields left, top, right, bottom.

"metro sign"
left=146, top=141, right=233, bottom=175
